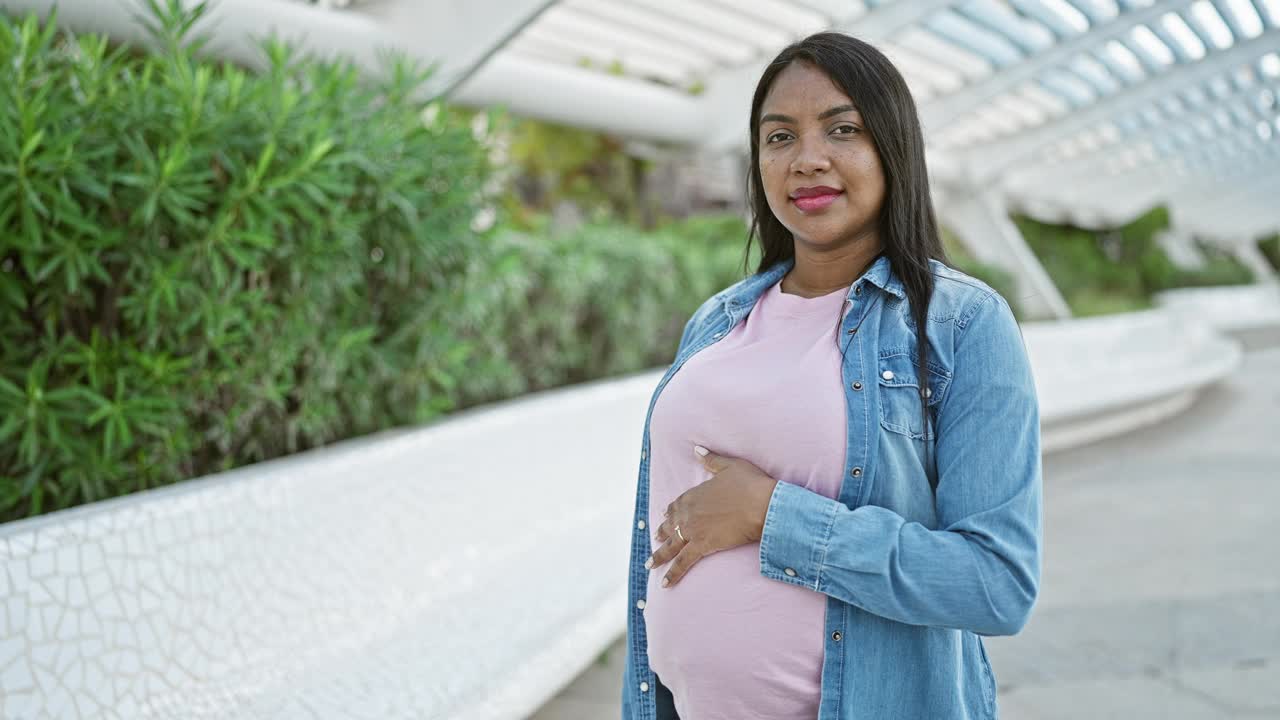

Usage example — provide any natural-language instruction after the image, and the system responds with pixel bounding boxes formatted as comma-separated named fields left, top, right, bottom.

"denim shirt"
left=621, top=254, right=1043, bottom=720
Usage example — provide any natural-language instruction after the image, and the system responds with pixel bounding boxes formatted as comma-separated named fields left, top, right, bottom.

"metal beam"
left=0, top=0, right=390, bottom=72
left=1001, top=78, right=1279, bottom=191
left=355, top=0, right=559, bottom=98
left=0, top=0, right=713, bottom=144
left=920, top=0, right=1197, bottom=130
left=0, top=0, right=556, bottom=99
left=1014, top=139, right=1280, bottom=222
left=962, top=26, right=1280, bottom=180
left=453, top=52, right=706, bottom=142
left=1007, top=119, right=1278, bottom=203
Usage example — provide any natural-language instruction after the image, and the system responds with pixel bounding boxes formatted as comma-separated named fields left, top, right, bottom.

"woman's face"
left=757, top=61, right=886, bottom=252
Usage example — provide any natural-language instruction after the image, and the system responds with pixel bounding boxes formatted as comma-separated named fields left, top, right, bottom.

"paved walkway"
left=531, top=347, right=1280, bottom=719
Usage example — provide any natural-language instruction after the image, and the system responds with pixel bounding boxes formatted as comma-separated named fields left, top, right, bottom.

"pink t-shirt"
left=645, top=276, right=852, bottom=720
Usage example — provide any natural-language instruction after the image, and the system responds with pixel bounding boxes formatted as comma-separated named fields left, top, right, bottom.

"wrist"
left=754, top=477, right=779, bottom=540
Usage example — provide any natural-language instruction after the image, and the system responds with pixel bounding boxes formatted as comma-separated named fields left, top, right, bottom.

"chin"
left=786, top=223, right=847, bottom=247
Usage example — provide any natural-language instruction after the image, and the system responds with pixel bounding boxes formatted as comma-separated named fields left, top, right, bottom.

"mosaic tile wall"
left=0, top=374, right=657, bottom=720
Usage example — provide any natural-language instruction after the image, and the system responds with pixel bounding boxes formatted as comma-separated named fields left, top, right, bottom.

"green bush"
left=0, top=4, right=492, bottom=520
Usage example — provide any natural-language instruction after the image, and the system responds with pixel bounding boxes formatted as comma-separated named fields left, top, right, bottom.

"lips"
left=790, top=186, right=843, bottom=212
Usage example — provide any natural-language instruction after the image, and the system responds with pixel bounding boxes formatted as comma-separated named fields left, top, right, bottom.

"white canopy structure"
left=5, top=0, right=1279, bottom=318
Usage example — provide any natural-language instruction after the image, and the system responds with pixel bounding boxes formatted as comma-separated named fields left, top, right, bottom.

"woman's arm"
left=757, top=292, right=1042, bottom=636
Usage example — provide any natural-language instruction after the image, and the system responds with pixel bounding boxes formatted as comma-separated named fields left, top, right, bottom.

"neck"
left=781, top=240, right=884, bottom=298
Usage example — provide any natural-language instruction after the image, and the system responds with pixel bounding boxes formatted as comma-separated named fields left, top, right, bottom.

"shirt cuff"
left=758, top=480, right=840, bottom=591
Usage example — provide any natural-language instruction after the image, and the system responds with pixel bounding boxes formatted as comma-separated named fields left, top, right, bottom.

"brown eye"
left=766, top=131, right=792, bottom=144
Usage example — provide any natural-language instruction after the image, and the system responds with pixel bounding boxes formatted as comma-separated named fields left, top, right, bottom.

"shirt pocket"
left=877, top=350, right=951, bottom=440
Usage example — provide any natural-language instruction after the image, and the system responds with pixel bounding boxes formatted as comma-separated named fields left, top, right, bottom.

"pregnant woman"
left=621, top=32, right=1042, bottom=720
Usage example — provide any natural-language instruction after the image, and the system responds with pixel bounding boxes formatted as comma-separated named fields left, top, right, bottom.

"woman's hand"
left=648, top=446, right=779, bottom=589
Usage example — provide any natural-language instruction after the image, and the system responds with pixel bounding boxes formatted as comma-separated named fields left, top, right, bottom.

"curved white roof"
left=301, top=0, right=1280, bottom=237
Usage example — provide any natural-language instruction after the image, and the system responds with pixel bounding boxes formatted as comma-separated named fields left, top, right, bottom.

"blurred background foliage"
left=0, top=3, right=1268, bottom=520
left=502, top=117, right=658, bottom=229
left=1016, top=207, right=1254, bottom=317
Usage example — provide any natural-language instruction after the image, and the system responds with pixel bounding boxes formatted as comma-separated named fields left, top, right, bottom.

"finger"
left=653, top=516, right=671, bottom=544
left=647, top=535, right=675, bottom=570
left=661, top=544, right=702, bottom=588
left=698, top=450, right=729, bottom=474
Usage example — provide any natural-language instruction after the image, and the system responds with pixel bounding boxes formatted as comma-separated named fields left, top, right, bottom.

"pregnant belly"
left=644, top=543, right=828, bottom=685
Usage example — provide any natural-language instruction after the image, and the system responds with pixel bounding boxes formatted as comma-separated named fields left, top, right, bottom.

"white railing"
left=4, top=292, right=1276, bottom=719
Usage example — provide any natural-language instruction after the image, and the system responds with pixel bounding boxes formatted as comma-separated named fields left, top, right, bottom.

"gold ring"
left=675, top=525, right=686, bottom=543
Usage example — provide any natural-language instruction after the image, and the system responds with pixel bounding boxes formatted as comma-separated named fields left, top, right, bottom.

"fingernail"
left=645, top=558, right=654, bottom=570
left=693, top=445, right=708, bottom=457
left=661, top=577, right=670, bottom=588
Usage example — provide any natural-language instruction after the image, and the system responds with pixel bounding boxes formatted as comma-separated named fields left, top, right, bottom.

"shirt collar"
left=720, top=252, right=905, bottom=312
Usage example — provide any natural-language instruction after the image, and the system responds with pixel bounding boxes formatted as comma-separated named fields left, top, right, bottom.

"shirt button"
left=882, top=370, right=894, bottom=380
left=854, top=286, right=862, bottom=295
left=852, top=381, right=863, bottom=391
left=784, top=568, right=797, bottom=577
left=714, top=331, right=724, bottom=339
left=850, top=467, right=862, bottom=477
left=641, top=448, right=647, bottom=460
left=640, top=682, right=650, bottom=693
left=924, top=388, right=932, bottom=398
left=832, top=631, right=843, bottom=642
left=637, top=520, right=646, bottom=530
left=637, top=599, right=646, bottom=610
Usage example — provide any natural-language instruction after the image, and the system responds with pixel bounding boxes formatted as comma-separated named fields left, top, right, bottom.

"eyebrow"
left=760, top=104, right=860, bottom=125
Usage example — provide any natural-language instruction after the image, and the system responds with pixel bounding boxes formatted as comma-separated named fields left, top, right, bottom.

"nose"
left=790, top=134, right=832, bottom=175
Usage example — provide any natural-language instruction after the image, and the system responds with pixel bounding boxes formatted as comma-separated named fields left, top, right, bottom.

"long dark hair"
left=746, top=32, right=948, bottom=479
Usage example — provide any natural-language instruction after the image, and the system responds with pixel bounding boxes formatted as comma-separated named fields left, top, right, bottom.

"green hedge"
left=1015, top=206, right=1253, bottom=316
left=0, top=5, right=493, bottom=520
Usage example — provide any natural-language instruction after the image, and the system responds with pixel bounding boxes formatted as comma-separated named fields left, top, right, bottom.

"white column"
left=937, top=188, right=1073, bottom=321
left=1230, top=239, right=1280, bottom=284
left=1155, top=229, right=1207, bottom=271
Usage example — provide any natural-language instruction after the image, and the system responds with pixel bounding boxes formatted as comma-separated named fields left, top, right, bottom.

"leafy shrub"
left=0, top=4, right=492, bottom=520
